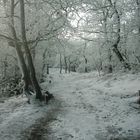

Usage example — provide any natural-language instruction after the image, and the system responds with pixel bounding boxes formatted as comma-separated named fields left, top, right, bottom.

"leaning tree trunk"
left=19, top=0, right=42, bottom=100
left=9, top=0, right=30, bottom=92
left=108, top=0, right=131, bottom=70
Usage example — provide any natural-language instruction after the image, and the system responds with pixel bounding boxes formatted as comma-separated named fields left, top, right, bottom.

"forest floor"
left=0, top=69, right=140, bottom=140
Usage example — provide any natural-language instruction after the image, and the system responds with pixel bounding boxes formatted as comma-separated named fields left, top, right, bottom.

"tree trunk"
left=73, top=65, right=76, bottom=72
left=135, top=0, right=140, bottom=61
left=68, top=64, right=71, bottom=73
left=41, top=48, right=48, bottom=80
left=9, top=0, right=30, bottom=92
left=102, top=10, right=112, bottom=72
left=108, top=48, right=113, bottom=73
left=47, top=64, right=49, bottom=74
left=19, top=0, right=42, bottom=100
left=60, top=53, right=62, bottom=74
left=64, top=56, right=67, bottom=73
left=108, top=0, right=131, bottom=70
left=3, top=56, right=7, bottom=79
left=84, top=56, right=88, bottom=73
left=136, top=0, right=140, bottom=33
left=31, top=47, right=36, bottom=60
left=68, top=58, right=71, bottom=73
left=99, top=48, right=103, bottom=71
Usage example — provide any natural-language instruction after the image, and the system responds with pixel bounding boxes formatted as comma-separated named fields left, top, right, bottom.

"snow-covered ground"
left=0, top=69, right=140, bottom=140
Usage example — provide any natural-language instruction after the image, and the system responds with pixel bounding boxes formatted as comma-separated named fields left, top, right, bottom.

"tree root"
left=43, top=91, right=54, bottom=103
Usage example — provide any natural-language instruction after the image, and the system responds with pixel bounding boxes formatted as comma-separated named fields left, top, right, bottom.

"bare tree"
left=5, top=0, right=31, bottom=94
left=19, top=0, right=43, bottom=100
left=108, top=0, right=131, bottom=70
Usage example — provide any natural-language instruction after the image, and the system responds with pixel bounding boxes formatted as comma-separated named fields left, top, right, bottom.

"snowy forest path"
left=28, top=71, right=140, bottom=140
left=46, top=73, right=122, bottom=140
left=25, top=72, right=114, bottom=140
left=1, top=71, right=140, bottom=140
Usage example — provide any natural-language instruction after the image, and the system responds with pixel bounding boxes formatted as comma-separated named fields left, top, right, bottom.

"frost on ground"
left=0, top=94, right=58, bottom=140
left=0, top=70, right=140, bottom=140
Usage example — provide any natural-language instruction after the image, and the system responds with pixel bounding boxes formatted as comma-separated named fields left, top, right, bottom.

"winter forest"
left=0, top=0, right=140, bottom=139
